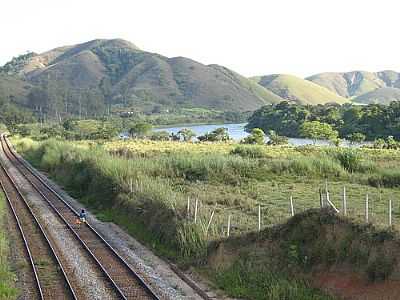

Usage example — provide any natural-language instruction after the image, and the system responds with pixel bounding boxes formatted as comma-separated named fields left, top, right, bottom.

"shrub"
left=230, top=145, right=266, bottom=158
left=241, top=128, right=265, bottom=145
left=335, top=149, right=362, bottom=173
left=267, top=130, right=289, bottom=146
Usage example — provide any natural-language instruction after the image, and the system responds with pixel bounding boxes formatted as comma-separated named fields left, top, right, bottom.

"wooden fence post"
left=227, top=215, right=231, bottom=237
left=290, top=196, right=294, bottom=217
left=342, top=186, right=347, bottom=216
left=365, top=194, right=369, bottom=223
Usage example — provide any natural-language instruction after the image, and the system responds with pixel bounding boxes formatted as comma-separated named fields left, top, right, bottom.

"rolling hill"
left=2, top=38, right=399, bottom=119
left=0, top=39, right=283, bottom=115
left=352, top=87, right=400, bottom=105
left=307, top=71, right=400, bottom=99
left=251, top=74, right=348, bottom=105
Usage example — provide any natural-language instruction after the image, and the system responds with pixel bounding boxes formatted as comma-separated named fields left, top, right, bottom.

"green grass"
left=211, top=259, right=333, bottom=300
left=13, top=137, right=400, bottom=299
left=0, top=190, right=18, bottom=299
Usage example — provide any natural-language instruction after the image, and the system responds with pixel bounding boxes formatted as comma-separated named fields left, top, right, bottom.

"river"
left=154, top=123, right=352, bottom=146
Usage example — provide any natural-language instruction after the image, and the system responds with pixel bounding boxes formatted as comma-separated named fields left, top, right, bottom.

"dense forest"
left=246, top=101, right=400, bottom=140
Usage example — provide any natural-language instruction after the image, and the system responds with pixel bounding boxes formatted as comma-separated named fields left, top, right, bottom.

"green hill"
left=1, top=39, right=282, bottom=116
left=307, top=70, right=400, bottom=98
left=353, top=87, right=400, bottom=104
left=251, top=74, right=348, bottom=105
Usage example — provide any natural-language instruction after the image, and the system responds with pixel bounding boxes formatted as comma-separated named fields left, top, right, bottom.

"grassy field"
left=0, top=190, right=18, bottom=299
left=12, top=137, right=400, bottom=299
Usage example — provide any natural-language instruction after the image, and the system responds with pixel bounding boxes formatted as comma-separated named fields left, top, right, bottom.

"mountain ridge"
left=1, top=38, right=400, bottom=119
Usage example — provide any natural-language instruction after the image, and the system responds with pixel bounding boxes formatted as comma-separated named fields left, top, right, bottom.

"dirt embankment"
left=207, top=209, right=400, bottom=300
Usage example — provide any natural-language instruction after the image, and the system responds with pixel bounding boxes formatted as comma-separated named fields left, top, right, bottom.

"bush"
left=241, top=128, right=265, bottom=145
left=230, top=145, right=266, bottom=158
left=335, top=149, right=362, bottom=173
left=267, top=130, right=289, bottom=146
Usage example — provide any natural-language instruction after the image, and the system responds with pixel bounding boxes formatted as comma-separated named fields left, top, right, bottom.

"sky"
left=1, top=0, right=399, bottom=77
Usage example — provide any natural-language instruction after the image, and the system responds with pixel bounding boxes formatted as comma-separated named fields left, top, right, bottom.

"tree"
left=242, top=128, right=265, bottom=145
left=128, top=122, right=152, bottom=138
left=299, top=121, right=338, bottom=144
left=177, top=128, right=196, bottom=142
left=267, top=130, right=288, bottom=146
left=198, top=127, right=230, bottom=142
left=347, top=132, right=366, bottom=145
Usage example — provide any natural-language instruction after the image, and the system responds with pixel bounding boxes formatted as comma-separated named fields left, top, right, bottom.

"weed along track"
left=1, top=134, right=161, bottom=300
left=0, top=162, right=76, bottom=299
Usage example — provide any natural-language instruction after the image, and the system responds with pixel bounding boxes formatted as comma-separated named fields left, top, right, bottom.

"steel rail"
left=0, top=162, right=77, bottom=299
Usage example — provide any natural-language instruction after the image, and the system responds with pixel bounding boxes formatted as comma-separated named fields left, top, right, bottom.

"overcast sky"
left=1, top=0, right=399, bottom=77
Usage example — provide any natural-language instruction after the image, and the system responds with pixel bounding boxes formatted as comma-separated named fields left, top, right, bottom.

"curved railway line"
left=0, top=134, right=161, bottom=300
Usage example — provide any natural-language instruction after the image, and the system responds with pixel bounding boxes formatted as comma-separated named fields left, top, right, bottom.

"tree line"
left=246, top=101, right=400, bottom=142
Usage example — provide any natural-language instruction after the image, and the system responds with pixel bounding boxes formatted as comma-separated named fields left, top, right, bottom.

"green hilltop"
left=251, top=74, right=349, bottom=105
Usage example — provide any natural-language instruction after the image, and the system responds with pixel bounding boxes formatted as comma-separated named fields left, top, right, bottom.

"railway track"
left=0, top=161, right=77, bottom=299
left=1, top=134, right=161, bottom=300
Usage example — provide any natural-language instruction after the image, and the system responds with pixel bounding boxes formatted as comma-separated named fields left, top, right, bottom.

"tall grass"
left=0, top=191, right=18, bottom=299
left=213, top=259, right=333, bottom=300
left=16, top=139, right=206, bottom=260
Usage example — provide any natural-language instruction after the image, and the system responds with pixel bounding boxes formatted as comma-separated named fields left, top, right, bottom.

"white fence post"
left=319, top=189, right=324, bottom=208
left=389, top=199, right=392, bottom=226
left=290, top=196, right=294, bottom=217
left=258, top=205, right=261, bottom=232
left=365, top=194, right=369, bottom=223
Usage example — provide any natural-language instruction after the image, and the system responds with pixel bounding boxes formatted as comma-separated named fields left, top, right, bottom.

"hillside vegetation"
left=0, top=39, right=282, bottom=118
left=252, top=74, right=348, bottom=105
